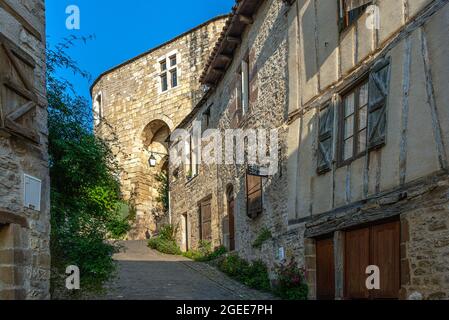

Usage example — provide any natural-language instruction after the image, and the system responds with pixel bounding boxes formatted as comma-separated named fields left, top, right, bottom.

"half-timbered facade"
left=286, top=0, right=449, bottom=300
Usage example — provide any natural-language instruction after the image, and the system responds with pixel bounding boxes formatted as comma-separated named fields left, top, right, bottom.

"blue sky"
left=46, top=0, right=234, bottom=100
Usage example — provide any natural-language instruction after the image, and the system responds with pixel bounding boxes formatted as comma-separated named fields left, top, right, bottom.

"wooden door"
left=344, top=221, right=400, bottom=300
left=228, top=197, right=235, bottom=251
left=200, top=200, right=212, bottom=242
left=371, top=221, right=400, bottom=299
left=316, top=237, right=335, bottom=300
left=345, top=227, right=370, bottom=299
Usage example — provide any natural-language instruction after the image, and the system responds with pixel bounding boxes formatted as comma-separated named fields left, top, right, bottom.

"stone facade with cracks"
left=91, top=16, right=227, bottom=240
left=0, top=0, right=50, bottom=300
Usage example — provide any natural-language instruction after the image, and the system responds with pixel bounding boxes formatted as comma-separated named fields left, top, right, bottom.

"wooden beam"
left=226, top=36, right=241, bottom=44
left=239, top=14, right=254, bottom=25
left=0, top=0, right=42, bottom=41
left=218, top=53, right=233, bottom=62
left=212, top=67, right=225, bottom=74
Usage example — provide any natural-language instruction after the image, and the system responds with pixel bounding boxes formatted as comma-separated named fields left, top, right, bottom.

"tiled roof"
left=200, top=0, right=264, bottom=86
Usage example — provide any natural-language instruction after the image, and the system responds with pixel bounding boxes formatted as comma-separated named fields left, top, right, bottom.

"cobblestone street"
left=96, top=241, right=275, bottom=300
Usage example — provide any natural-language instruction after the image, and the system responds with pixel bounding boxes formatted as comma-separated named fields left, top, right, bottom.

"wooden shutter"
left=316, top=237, right=335, bottom=300
left=200, top=200, right=212, bottom=241
left=368, top=58, right=391, bottom=150
left=246, top=174, right=262, bottom=219
left=345, top=227, right=370, bottom=299
left=0, top=33, right=39, bottom=143
left=371, top=221, right=400, bottom=299
left=317, top=104, right=334, bottom=173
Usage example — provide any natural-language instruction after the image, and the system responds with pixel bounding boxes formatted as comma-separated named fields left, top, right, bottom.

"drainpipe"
left=168, top=190, right=172, bottom=225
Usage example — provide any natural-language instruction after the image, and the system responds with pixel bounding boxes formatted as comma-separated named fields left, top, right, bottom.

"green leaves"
left=47, top=39, right=131, bottom=297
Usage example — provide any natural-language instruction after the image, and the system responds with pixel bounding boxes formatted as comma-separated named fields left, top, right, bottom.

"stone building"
left=170, top=0, right=449, bottom=300
left=91, top=16, right=228, bottom=240
left=285, top=0, right=449, bottom=300
left=0, top=0, right=50, bottom=299
left=169, top=0, right=290, bottom=269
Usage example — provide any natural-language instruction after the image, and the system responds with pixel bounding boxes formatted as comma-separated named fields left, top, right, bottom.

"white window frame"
left=158, top=50, right=180, bottom=93
left=24, top=174, right=42, bottom=212
left=93, top=92, right=103, bottom=126
left=241, top=59, right=249, bottom=115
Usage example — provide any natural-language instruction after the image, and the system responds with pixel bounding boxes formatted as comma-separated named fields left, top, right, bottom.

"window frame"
left=159, top=53, right=179, bottom=93
left=337, top=77, right=369, bottom=167
left=246, top=173, right=263, bottom=219
left=93, top=92, right=103, bottom=126
left=238, top=55, right=250, bottom=116
left=187, top=129, right=199, bottom=180
left=338, top=0, right=373, bottom=32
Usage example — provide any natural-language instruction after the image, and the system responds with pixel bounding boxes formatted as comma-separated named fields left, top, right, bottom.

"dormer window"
left=159, top=53, right=179, bottom=93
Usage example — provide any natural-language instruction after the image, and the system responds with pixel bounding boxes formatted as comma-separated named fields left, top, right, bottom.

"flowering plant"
left=274, top=259, right=308, bottom=300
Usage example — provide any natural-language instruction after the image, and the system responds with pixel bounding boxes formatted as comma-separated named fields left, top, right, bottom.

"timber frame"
left=289, top=170, right=449, bottom=238
left=0, top=32, right=40, bottom=143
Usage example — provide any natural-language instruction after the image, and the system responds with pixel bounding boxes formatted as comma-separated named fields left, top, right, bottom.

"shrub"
left=252, top=228, right=272, bottom=249
left=158, top=224, right=177, bottom=241
left=218, top=255, right=271, bottom=292
left=148, top=224, right=181, bottom=255
left=148, top=237, right=181, bottom=255
left=183, top=243, right=227, bottom=262
left=274, top=259, right=308, bottom=300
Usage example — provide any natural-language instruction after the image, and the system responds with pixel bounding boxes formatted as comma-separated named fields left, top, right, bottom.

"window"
left=161, top=73, right=168, bottom=92
left=159, top=53, right=179, bottom=92
left=200, top=199, right=212, bottom=241
left=170, top=69, right=178, bottom=88
left=160, top=60, right=167, bottom=72
left=339, top=0, right=373, bottom=31
left=246, top=173, right=262, bottom=218
left=202, top=107, right=211, bottom=131
left=93, top=93, right=103, bottom=126
left=187, top=130, right=199, bottom=179
left=340, top=80, right=369, bottom=163
left=337, top=57, right=391, bottom=166
left=241, top=59, right=250, bottom=115
left=169, top=55, right=177, bottom=67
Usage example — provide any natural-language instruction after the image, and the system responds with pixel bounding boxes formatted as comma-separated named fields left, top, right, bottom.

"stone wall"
left=92, top=16, right=227, bottom=240
left=0, top=0, right=50, bottom=300
left=170, top=0, right=291, bottom=279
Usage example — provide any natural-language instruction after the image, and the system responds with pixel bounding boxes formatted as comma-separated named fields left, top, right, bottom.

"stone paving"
left=95, top=241, right=275, bottom=300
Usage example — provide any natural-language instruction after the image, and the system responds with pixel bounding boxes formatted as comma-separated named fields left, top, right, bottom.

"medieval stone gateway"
left=91, top=16, right=228, bottom=240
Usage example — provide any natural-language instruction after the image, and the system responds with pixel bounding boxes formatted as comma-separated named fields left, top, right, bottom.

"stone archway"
left=128, top=119, right=172, bottom=240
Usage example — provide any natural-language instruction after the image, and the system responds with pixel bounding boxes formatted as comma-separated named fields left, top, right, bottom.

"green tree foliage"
left=155, top=171, right=169, bottom=213
left=47, top=37, right=131, bottom=296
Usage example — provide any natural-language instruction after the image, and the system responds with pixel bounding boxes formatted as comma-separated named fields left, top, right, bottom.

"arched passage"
left=135, top=119, right=172, bottom=237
